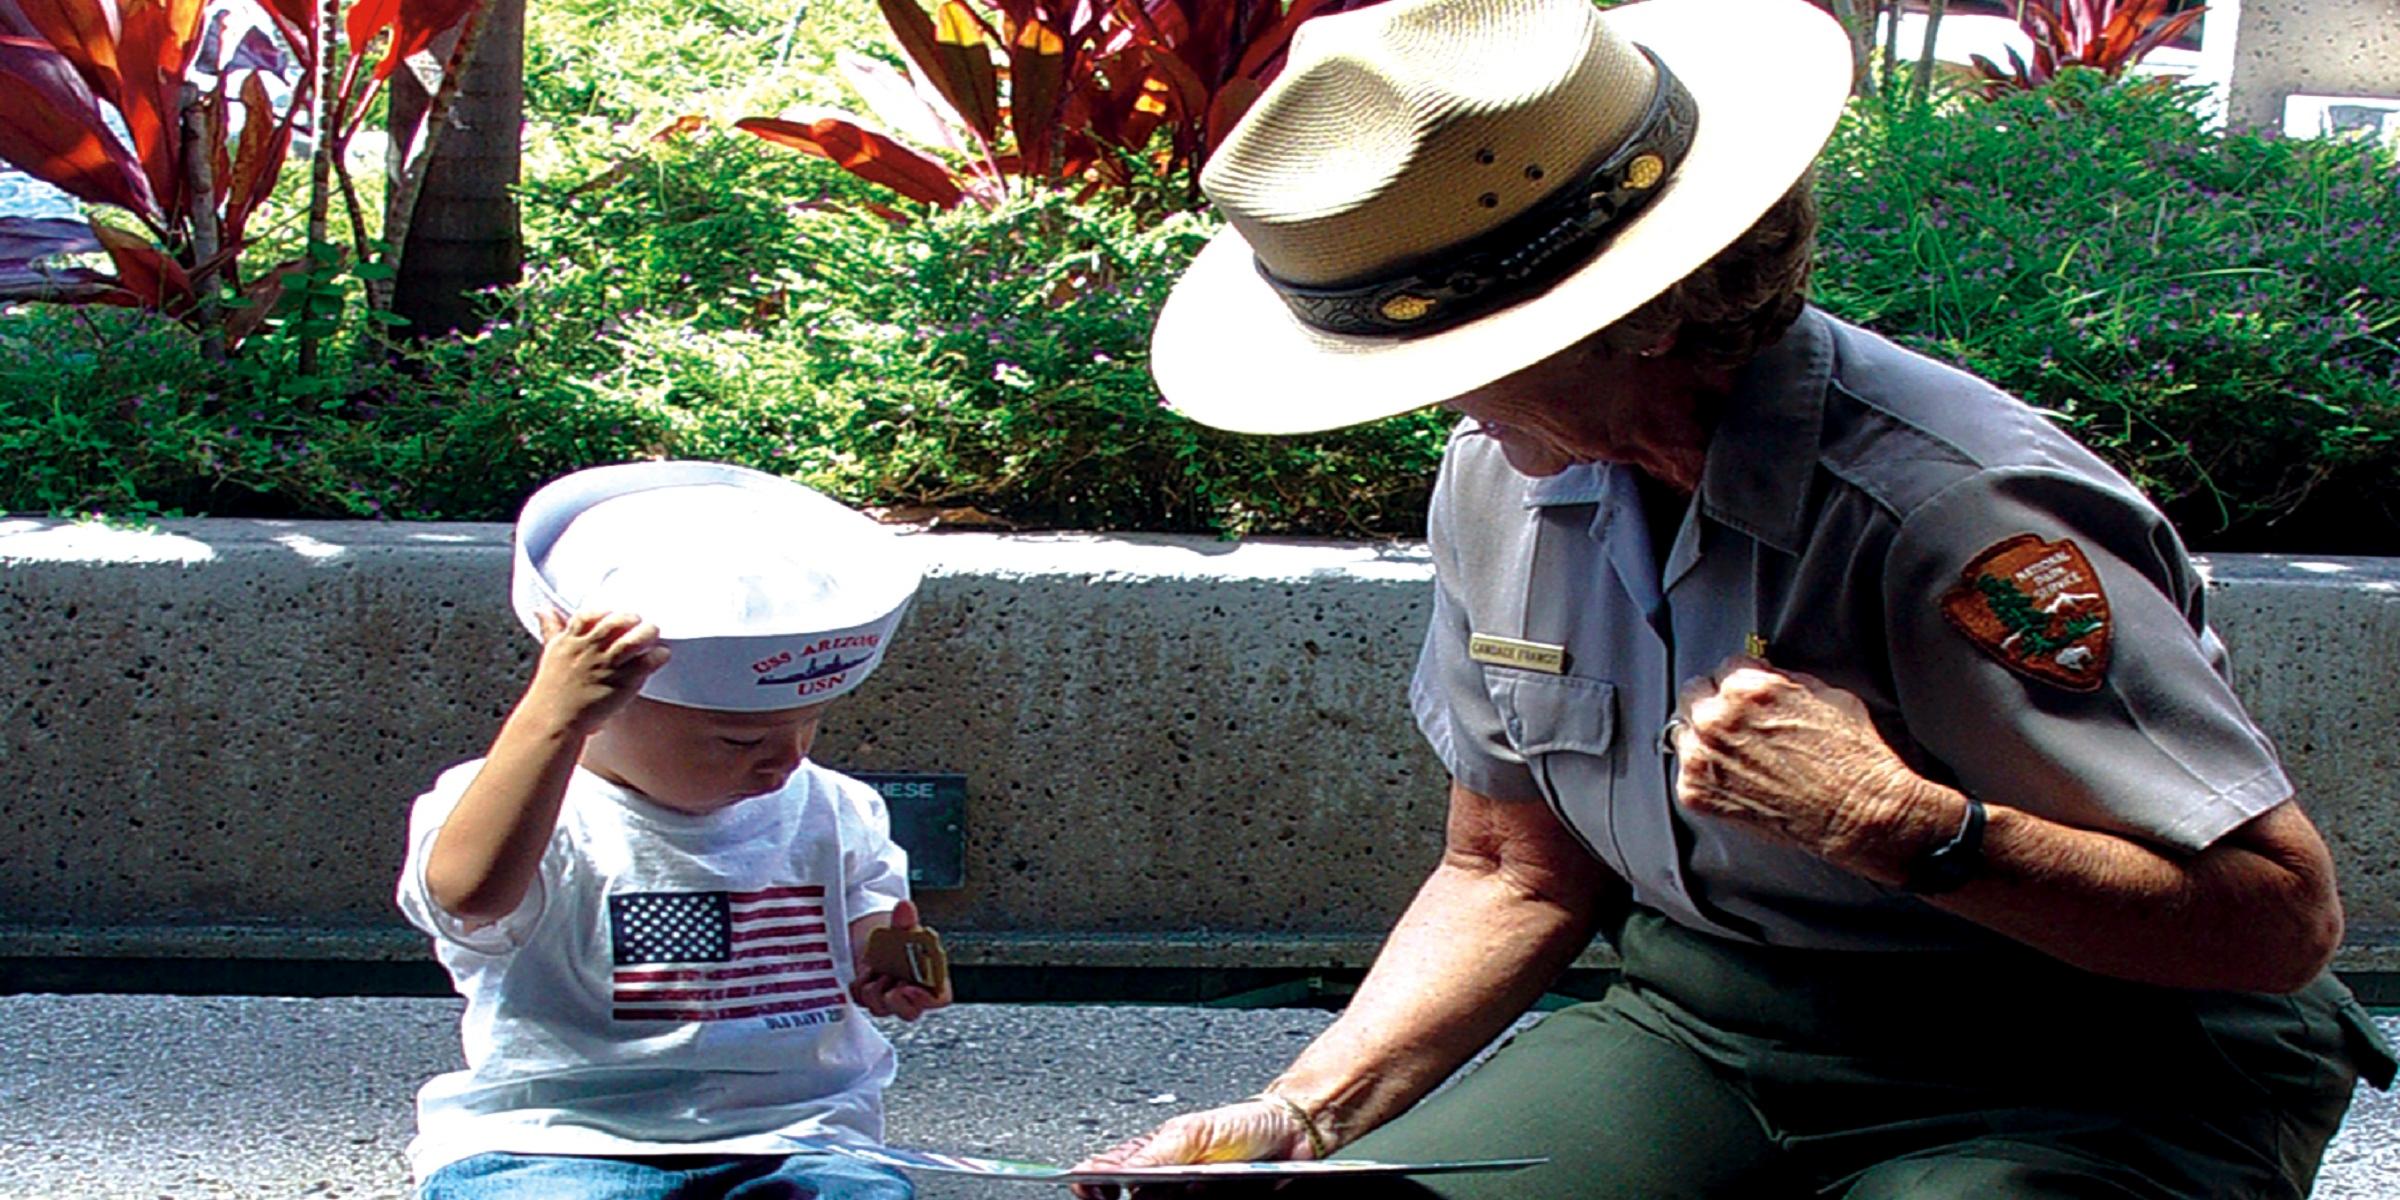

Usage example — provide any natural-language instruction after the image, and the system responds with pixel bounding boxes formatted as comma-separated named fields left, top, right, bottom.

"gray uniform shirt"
left=1410, top=307, right=2292, bottom=951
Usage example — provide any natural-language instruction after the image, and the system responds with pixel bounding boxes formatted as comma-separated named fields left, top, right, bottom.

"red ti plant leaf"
left=259, top=0, right=310, bottom=36
left=347, top=0, right=477, bottom=81
left=1129, top=38, right=1210, bottom=166
left=1985, top=0, right=2205, bottom=92
left=800, top=0, right=1382, bottom=206
left=1129, top=0, right=1194, bottom=63
left=114, top=0, right=208, bottom=220
left=1098, top=3, right=1193, bottom=166
left=735, top=114, right=966, bottom=209
left=1072, top=45, right=1165, bottom=163
left=251, top=0, right=312, bottom=72
left=1171, top=0, right=1245, bottom=87
left=879, top=0, right=1002, bottom=145
left=1113, top=0, right=1382, bottom=175
left=9, top=0, right=124, bottom=99
left=381, top=0, right=481, bottom=79
left=2113, top=0, right=2203, bottom=66
left=0, top=215, right=117, bottom=303
left=934, top=1, right=1005, bottom=114
left=1202, top=75, right=1258, bottom=155
left=88, top=216, right=192, bottom=312
left=0, top=34, right=158, bottom=218
left=1005, top=11, right=1069, bottom=178
left=1967, top=50, right=2019, bottom=95
left=651, top=113, right=705, bottom=141
left=1048, top=89, right=1102, bottom=182
left=221, top=70, right=293, bottom=250
left=344, top=0, right=400, bottom=72
left=223, top=25, right=286, bottom=74
left=1229, top=0, right=1357, bottom=84
left=221, top=254, right=309, bottom=343
left=839, top=48, right=965, bottom=153
left=0, top=213, right=98, bottom=259
left=0, top=214, right=106, bottom=296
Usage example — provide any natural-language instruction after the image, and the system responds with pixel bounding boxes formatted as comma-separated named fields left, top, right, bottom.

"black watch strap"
left=1901, top=796, right=1987, bottom=895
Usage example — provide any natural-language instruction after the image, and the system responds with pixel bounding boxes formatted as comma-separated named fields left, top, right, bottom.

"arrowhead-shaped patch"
left=1939, top=534, right=2112, bottom=692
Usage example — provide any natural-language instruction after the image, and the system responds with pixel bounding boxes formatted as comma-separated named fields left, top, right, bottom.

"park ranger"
left=1077, top=0, right=2396, bottom=1195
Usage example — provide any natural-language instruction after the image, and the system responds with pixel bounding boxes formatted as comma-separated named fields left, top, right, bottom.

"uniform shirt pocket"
left=1491, top=671, right=1617, bottom=756
left=1488, top=672, right=1621, bottom=847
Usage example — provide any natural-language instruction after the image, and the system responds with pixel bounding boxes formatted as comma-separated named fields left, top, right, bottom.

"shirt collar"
left=1523, top=461, right=1610, bottom=507
left=1696, top=306, right=1833, bottom=555
left=1511, top=307, right=1833, bottom=532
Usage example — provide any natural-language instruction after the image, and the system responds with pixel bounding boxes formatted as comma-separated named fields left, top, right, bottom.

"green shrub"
left=0, top=303, right=658, bottom=521
left=513, top=179, right=1451, bottom=535
left=1815, top=73, right=2400, bottom=551
left=2, top=70, right=2393, bottom=552
left=523, top=0, right=871, bottom=127
left=0, top=308, right=213, bottom=518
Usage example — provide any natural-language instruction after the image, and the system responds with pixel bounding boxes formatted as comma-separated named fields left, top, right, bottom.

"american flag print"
left=608, top=885, right=848, bottom=1024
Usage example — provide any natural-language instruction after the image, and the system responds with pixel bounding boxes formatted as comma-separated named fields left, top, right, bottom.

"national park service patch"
left=1939, top=534, right=2112, bottom=692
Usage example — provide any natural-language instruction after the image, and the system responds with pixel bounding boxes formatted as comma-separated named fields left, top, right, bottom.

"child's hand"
left=523, top=610, right=671, bottom=735
left=850, top=900, right=953, bottom=1021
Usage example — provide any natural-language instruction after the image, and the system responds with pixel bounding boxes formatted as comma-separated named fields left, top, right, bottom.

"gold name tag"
left=1468, top=634, right=1568, bottom=674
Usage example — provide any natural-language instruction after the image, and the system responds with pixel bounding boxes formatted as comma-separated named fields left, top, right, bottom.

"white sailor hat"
left=511, top=461, right=921, bottom=711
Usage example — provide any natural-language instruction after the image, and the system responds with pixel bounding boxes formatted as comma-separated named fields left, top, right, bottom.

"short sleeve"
left=1409, top=451, right=1544, bottom=801
left=1884, top=468, right=2290, bottom=853
left=830, top=773, right=908, bottom=920
left=394, top=759, right=554, bottom=956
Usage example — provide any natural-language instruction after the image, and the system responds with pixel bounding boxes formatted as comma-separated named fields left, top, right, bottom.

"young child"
left=396, top=461, right=950, bottom=1200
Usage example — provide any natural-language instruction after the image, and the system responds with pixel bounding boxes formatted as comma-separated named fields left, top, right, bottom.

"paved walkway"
left=0, top=996, right=2390, bottom=1199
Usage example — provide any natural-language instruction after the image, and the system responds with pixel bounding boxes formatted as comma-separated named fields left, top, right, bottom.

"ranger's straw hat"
left=1151, top=0, right=1852, bottom=433
left=512, top=461, right=921, bottom=711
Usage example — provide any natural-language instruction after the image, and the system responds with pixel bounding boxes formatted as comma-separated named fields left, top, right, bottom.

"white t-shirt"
left=396, top=758, right=910, bottom=1181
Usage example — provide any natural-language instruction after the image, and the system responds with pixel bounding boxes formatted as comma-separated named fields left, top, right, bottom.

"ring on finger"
left=1656, top=715, right=1688, bottom=755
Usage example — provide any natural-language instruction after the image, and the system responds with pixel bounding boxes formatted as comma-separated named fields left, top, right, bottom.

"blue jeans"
left=419, top=1148, right=913, bottom=1200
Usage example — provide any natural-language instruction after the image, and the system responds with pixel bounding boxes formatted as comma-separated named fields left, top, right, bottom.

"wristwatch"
left=1901, top=795, right=1987, bottom=895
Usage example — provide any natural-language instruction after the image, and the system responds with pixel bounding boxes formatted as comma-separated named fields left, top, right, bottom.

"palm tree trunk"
left=385, top=0, right=523, bottom=338
left=1821, top=0, right=1876, bottom=94
left=1880, top=0, right=1904, bottom=94
left=1912, top=0, right=1949, bottom=104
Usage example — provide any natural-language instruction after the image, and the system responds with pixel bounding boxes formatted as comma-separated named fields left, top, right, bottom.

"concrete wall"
left=2223, top=0, right=2400, bottom=131
left=2, top=518, right=2396, bottom=972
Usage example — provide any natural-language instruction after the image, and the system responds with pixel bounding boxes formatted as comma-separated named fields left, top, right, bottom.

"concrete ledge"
left=0, top=995, right=2392, bottom=1199
left=2, top=519, right=2397, bottom=971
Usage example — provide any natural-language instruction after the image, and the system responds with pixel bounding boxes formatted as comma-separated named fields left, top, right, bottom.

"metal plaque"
left=849, top=771, right=967, bottom=890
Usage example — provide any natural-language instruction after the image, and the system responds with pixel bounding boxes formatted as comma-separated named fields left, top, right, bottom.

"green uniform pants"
left=1330, top=910, right=2394, bottom=1199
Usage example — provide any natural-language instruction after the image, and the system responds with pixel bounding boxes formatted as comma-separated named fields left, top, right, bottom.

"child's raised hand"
left=851, top=899, right=953, bottom=1021
left=525, top=609, right=671, bottom=735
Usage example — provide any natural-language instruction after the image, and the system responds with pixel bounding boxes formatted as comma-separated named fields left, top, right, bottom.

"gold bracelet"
left=1254, top=1088, right=1331, bottom=1160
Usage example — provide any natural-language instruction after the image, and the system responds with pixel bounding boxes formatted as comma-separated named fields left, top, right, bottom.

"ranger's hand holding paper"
left=1069, top=1094, right=1315, bottom=1198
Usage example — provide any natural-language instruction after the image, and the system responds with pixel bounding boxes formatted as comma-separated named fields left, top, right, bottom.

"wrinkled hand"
left=1067, top=1098, right=1311, bottom=1200
left=850, top=900, right=952, bottom=1021
left=524, top=610, right=670, bottom=735
left=1670, top=660, right=1948, bottom=886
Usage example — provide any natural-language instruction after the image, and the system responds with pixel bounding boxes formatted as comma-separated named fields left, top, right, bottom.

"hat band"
left=1256, top=46, right=1697, bottom=339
